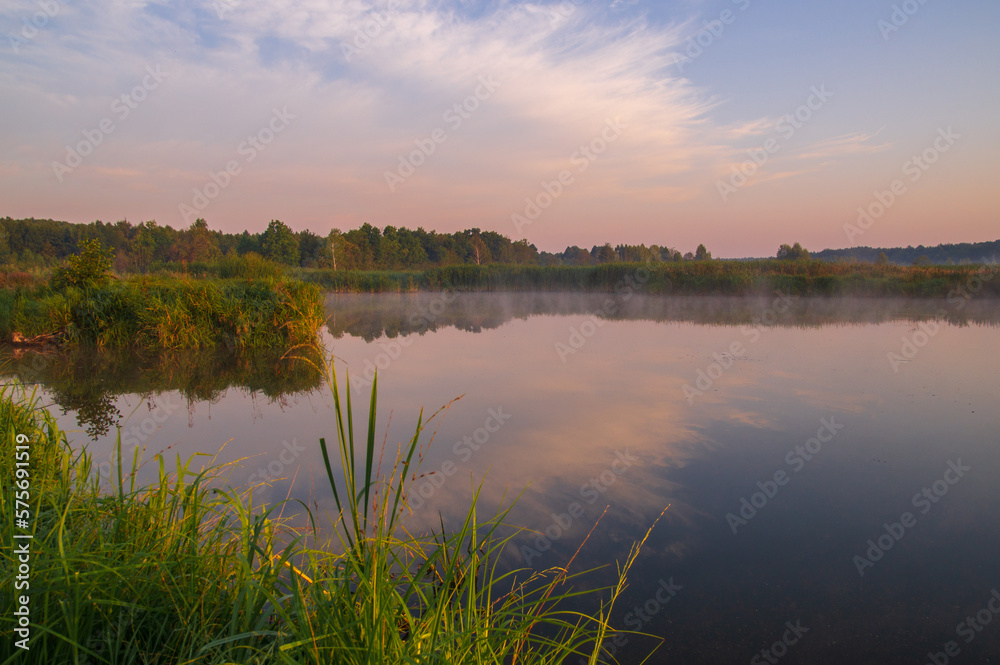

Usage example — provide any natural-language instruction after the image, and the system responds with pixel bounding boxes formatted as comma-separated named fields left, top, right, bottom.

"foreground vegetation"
left=0, top=365, right=659, bottom=663
left=298, top=260, right=1000, bottom=298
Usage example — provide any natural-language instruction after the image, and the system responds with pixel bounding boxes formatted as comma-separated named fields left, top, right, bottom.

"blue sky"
left=2, top=0, right=997, bottom=256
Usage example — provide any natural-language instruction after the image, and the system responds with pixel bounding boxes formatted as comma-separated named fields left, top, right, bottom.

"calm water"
left=11, top=293, right=1000, bottom=664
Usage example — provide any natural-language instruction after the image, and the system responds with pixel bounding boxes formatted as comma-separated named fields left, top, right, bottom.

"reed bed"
left=0, top=276, right=323, bottom=349
left=300, top=261, right=1000, bottom=298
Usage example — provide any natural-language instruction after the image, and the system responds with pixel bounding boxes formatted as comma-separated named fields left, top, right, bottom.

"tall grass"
left=219, top=253, right=284, bottom=281
left=298, top=261, right=1000, bottom=298
left=0, top=362, right=660, bottom=663
left=1, top=384, right=294, bottom=663
left=1, top=276, right=323, bottom=348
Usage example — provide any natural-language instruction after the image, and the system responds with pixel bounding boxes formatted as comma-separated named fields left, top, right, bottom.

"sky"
left=1, top=0, right=998, bottom=257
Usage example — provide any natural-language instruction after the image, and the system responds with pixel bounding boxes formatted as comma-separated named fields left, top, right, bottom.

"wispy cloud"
left=794, top=130, right=891, bottom=161
left=1, top=0, right=736, bottom=230
left=712, top=128, right=891, bottom=193
left=3, top=0, right=991, bottom=257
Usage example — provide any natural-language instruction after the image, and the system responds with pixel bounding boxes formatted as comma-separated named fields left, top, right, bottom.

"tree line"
left=811, top=240, right=999, bottom=266
left=0, top=217, right=711, bottom=271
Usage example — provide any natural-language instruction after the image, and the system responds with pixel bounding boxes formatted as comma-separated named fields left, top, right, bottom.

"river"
left=9, top=292, right=1000, bottom=664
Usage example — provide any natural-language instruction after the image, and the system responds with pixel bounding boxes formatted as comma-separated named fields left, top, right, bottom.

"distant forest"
left=1, top=216, right=996, bottom=270
left=812, top=240, right=999, bottom=266
left=0, top=217, right=690, bottom=271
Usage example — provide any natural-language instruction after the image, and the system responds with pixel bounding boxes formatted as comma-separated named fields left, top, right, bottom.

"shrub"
left=50, top=238, right=114, bottom=290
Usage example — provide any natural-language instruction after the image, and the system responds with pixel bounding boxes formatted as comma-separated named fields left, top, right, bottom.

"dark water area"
left=5, top=293, right=1000, bottom=664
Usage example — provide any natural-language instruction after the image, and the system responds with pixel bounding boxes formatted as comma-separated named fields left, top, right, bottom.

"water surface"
left=9, top=293, right=1000, bottom=665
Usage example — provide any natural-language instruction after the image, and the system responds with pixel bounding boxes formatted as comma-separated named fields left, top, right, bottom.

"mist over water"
left=325, top=292, right=1000, bottom=340
left=10, top=293, right=1000, bottom=664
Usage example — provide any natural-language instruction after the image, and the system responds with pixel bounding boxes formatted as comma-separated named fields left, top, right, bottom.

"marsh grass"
left=0, top=276, right=323, bottom=348
left=299, top=260, right=1000, bottom=298
left=219, top=253, right=285, bottom=282
left=0, top=359, right=661, bottom=663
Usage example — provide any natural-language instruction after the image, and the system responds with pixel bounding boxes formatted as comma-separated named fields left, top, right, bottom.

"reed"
left=1, top=275, right=324, bottom=349
left=0, top=362, right=659, bottom=663
left=298, top=260, right=1000, bottom=298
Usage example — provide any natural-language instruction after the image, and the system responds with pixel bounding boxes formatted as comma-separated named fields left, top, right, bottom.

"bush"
left=50, top=238, right=114, bottom=290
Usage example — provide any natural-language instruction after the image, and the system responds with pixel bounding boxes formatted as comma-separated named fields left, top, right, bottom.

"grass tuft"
left=0, top=357, right=660, bottom=663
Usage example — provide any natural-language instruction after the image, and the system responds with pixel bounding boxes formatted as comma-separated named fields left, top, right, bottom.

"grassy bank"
left=0, top=368, right=655, bottom=663
left=295, top=260, right=1000, bottom=298
left=0, top=276, right=323, bottom=349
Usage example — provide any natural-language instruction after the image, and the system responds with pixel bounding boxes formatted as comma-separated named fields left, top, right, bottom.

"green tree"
left=591, top=244, right=616, bottom=264
left=174, top=219, right=221, bottom=263
left=396, top=228, right=428, bottom=266
left=776, top=242, right=809, bottom=260
left=509, top=239, right=538, bottom=265
left=695, top=244, right=712, bottom=260
left=51, top=238, right=114, bottom=290
left=561, top=246, right=592, bottom=266
left=328, top=229, right=343, bottom=270
left=469, top=235, right=489, bottom=265
left=260, top=220, right=300, bottom=265
left=0, top=225, right=11, bottom=263
left=479, top=231, right=512, bottom=263
left=615, top=244, right=654, bottom=263
left=236, top=230, right=261, bottom=256
left=299, top=229, right=332, bottom=268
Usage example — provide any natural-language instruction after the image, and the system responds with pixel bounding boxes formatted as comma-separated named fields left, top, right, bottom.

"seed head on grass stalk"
left=3, top=352, right=670, bottom=662
left=280, top=338, right=669, bottom=663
